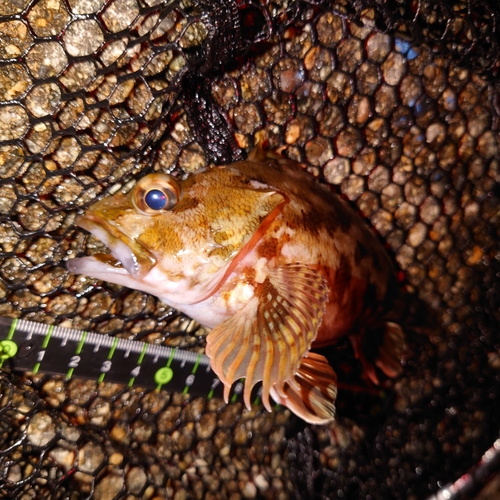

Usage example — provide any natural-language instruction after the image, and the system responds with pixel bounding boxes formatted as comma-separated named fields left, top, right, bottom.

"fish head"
left=67, top=167, right=287, bottom=304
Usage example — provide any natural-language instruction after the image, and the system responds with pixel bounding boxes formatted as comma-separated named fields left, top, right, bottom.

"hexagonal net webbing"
left=0, top=0, right=499, bottom=499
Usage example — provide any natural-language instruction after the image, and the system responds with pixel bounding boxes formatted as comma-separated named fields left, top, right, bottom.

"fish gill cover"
left=0, top=0, right=499, bottom=499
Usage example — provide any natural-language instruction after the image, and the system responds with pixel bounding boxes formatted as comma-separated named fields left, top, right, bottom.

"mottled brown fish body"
left=225, top=158, right=398, bottom=344
left=67, top=150, right=404, bottom=424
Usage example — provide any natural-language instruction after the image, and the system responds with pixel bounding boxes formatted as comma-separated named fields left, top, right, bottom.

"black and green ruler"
left=0, top=316, right=249, bottom=402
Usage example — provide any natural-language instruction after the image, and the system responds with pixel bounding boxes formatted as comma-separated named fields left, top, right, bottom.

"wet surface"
left=0, top=0, right=499, bottom=499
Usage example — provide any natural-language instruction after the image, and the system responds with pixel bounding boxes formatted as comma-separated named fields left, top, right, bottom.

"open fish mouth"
left=66, top=213, right=156, bottom=279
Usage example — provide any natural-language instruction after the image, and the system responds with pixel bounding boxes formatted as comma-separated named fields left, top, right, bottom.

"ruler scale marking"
left=0, top=316, right=261, bottom=402
left=128, top=342, right=148, bottom=388
left=32, top=325, right=53, bottom=374
left=66, top=330, right=88, bottom=380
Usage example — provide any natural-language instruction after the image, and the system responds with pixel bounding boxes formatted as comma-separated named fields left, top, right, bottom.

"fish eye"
left=133, top=174, right=181, bottom=215
left=145, top=189, right=167, bottom=210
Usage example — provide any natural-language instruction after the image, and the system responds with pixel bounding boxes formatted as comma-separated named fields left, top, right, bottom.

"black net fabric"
left=0, top=0, right=499, bottom=499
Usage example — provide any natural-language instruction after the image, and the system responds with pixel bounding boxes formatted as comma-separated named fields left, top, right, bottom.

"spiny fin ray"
left=272, top=352, right=337, bottom=425
left=206, top=263, right=329, bottom=413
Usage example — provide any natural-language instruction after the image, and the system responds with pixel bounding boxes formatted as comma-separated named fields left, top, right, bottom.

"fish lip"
left=74, top=212, right=156, bottom=278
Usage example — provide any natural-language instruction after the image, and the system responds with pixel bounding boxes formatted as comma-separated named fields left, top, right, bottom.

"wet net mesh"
left=0, top=0, right=499, bottom=498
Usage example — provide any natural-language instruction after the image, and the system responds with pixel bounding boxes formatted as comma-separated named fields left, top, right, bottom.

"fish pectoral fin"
left=205, top=263, right=330, bottom=413
left=375, top=321, right=405, bottom=378
left=351, top=321, right=406, bottom=385
left=272, top=352, right=337, bottom=425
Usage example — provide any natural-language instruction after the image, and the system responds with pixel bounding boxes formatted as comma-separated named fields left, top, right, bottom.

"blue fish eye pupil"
left=145, top=189, right=167, bottom=210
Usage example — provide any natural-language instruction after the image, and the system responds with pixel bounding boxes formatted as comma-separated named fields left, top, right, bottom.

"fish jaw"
left=67, top=213, right=233, bottom=306
left=66, top=212, right=167, bottom=296
left=66, top=255, right=145, bottom=289
left=74, top=213, right=156, bottom=279
left=67, top=254, right=206, bottom=301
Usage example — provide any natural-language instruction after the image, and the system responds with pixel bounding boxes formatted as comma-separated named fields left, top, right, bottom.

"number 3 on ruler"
left=101, top=360, right=111, bottom=373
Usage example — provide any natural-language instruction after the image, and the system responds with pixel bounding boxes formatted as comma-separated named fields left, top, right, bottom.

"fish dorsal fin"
left=271, top=352, right=337, bottom=424
left=205, top=263, right=330, bottom=412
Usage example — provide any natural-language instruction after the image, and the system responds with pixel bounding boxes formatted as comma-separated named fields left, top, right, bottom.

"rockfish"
left=67, top=149, right=404, bottom=424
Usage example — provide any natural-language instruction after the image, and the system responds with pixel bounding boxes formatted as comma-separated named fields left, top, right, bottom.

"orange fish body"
left=67, top=149, right=404, bottom=424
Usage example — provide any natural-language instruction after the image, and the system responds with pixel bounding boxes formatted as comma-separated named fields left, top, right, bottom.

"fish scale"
left=67, top=155, right=402, bottom=424
left=0, top=0, right=498, bottom=499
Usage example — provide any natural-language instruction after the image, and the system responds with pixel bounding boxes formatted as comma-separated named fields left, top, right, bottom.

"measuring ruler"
left=0, top=316, right=252, bottom=403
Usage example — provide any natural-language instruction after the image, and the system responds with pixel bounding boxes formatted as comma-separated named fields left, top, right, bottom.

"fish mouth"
left=67, top=213, right=156, bottom=279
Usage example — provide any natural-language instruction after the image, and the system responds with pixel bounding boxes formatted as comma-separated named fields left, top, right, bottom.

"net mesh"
left=0, top=0, right=499, bottom=498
